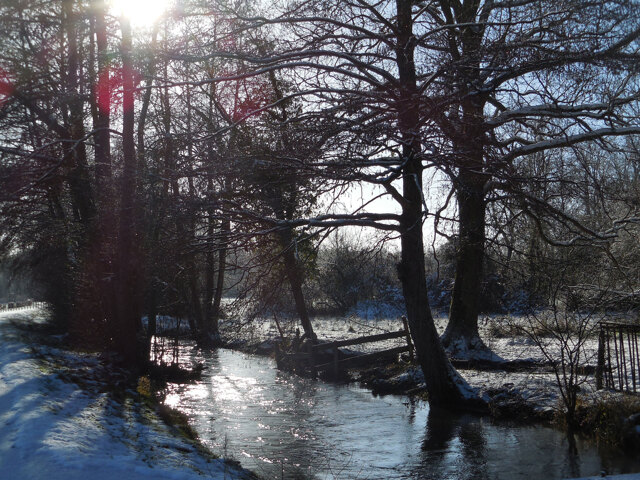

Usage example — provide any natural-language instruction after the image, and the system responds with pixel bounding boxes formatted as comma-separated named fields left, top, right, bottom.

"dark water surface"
left=162, top=347, right=640, bottom=480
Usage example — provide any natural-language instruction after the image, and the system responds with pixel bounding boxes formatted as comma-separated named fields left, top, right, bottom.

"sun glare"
left=110, top=0, right=171, bottom=28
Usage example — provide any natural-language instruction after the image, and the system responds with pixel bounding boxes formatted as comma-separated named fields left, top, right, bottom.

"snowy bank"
left=0, top=308, right=257, bottom=480
left=565, top=474, right=640, bottom=480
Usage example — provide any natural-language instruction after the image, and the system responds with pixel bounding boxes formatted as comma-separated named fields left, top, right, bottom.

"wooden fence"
left=596, top=322, right=640, bottom=393
left=276, top=318, right=414, bottom=377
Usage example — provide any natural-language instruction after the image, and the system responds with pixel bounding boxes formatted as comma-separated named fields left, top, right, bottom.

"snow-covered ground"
left=0, top=308, right=256, bottom=480
left=566, top=475, right=640, bottom=480
left=228, top=312, right=600, bottom=362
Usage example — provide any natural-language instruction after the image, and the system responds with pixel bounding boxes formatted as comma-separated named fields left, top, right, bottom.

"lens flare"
left=110, top=0, right=171, bottom=28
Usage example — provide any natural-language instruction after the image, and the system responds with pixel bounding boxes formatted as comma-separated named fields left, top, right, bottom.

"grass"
left=574, top=392, right=640, bottom=450
left=484, top=313, right=600, bottom=339
left=154, top=402, right=200, bottom=441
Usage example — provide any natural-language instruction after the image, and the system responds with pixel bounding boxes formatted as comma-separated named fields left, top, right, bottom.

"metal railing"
left=0, top=300, right=46, bottom=312
left=596, top=321, right=640, bottom=393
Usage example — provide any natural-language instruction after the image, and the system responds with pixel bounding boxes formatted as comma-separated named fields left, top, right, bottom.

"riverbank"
left=0, top=308, right=258, bottom=480
left=24, top=309, right=635, bottom=478
left=146, top=312, right=640, bottom=454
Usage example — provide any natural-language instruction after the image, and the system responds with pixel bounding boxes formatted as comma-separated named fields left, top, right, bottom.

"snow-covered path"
left=0, top=309, right=255, bottom=480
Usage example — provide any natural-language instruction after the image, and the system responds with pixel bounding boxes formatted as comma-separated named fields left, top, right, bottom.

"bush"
left=576, top=393, right=640, bottom=449
left=309, top=233, right=401, bottom=315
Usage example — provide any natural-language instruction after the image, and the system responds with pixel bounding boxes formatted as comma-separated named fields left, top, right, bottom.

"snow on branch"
left=487, top=94, right=640, bottom=127
left=503, top=126, right=640, bottom=162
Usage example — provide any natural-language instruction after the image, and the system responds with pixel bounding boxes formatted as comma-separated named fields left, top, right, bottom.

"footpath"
left=0, top=308, right=256, bottom=480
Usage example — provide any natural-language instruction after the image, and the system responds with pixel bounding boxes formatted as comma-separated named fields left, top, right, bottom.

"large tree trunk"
left=442, top=138, right=491, bottom=357
left=395, top=0, right=475, bottom=406
left=440, top=1, right=491, bottom=357
left=63, top=0, right=103, bottom=345
left=91, top=0, right=117, bottom=342
left=442, top=174, right=488, bottom=355
left=398, top=173, right=467, bottom=405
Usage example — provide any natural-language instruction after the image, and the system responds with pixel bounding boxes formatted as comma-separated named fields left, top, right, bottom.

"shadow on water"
left=418, top=407, right=490, bottom=480
left=161, top=346, right=640, bottom=480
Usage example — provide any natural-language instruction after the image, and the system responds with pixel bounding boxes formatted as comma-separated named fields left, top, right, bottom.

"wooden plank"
left=314, top=345, right=409, bottom=371
left=311, top=330, right=407, bottom=351
left=281, top=352, right=312, bottom=361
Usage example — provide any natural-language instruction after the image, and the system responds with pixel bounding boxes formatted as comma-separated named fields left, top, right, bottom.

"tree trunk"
left=93, top=0, right=111, bottom=190
left=62, top=0, right=94, bottom=225
left=278, top=228, right=316, bottom=340
left=203, top=213, right=216, bottom=325
left=441, top=104, right=490, bottom=355
left=63, top=0, right=103, bottom=345
left=398, top=181, right=466, bottom=405
left=440, top=0, right=492, bottom=357
left=210, top=216, right=229, bottom=340
left=188, top=261, right=204, bottom=334
left=90, top=0, right=117, bottom=344
left=442, top=175, right=487, bottom=354
left=137, top=26, right=158, bottom=173
left=115, top=17, right=143, bottom=367
left=395, top=0, right=473, bottom=406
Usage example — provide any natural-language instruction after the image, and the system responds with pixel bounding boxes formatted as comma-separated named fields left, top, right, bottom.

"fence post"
left=308, top=342, right=317, bottom=378
left=402, top=316, right=414, bottom=362
left=596, top=326, right=605, bottom=390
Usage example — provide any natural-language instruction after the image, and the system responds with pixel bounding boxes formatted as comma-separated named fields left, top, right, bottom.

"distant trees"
left=310, top=233, right=401, bottom=316
left=0, top=256, right=40, bottom=302
left=0, top=0, right=98, bottom=330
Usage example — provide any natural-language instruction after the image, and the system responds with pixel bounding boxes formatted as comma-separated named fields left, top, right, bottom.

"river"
left=161, top=346, right=640, bottom=480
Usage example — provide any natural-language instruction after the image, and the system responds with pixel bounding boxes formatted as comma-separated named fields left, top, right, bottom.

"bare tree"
left=520, top=286, right=602, bottom=430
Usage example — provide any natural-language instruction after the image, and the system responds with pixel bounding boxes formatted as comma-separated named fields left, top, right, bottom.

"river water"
left=161, top=346, right=640, bottom=480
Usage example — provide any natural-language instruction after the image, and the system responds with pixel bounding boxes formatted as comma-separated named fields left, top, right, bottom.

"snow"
left=564, top=475, right=640, bottom=480
left=0, top=308, right=255, bottom=480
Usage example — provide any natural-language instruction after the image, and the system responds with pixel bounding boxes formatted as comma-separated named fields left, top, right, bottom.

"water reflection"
left=162, top=346, right=640, bottom=480
left=417, top=408, right=488, bottom=480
